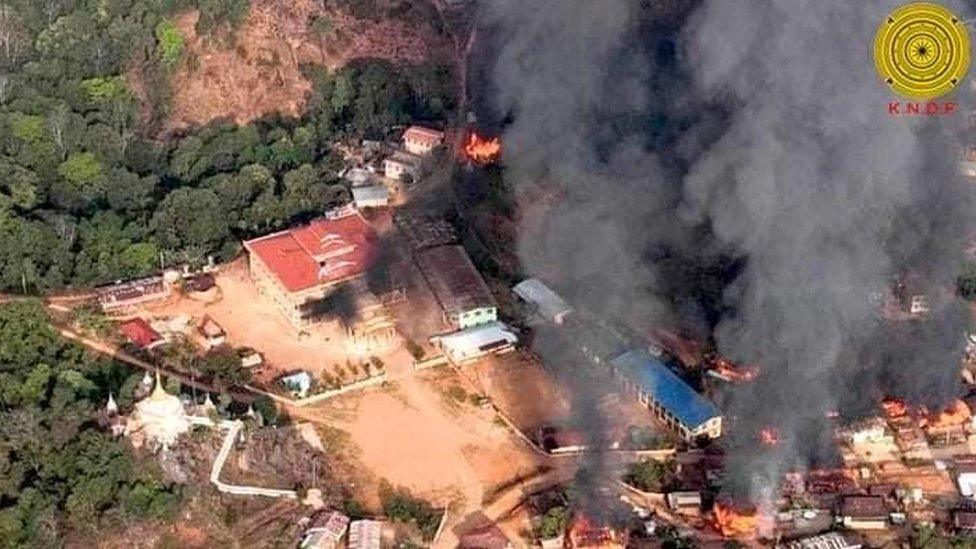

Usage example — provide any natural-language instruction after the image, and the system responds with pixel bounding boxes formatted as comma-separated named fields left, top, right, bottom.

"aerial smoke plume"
left=479, top=0, right=975, bottom=505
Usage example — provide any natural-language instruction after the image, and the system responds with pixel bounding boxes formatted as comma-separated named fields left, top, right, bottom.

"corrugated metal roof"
left=352, top=185, right=390, bottom=204
left=611, top=349, right=719, bottom=429
left=512, top=278, right=572, bottom=321
left=439, top=321, right=517, bottom=353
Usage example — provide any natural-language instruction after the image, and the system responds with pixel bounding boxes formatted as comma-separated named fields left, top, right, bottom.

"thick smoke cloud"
left=682, top=0, right=974, bottom=497
left=480, top=0, right=975, bottom=506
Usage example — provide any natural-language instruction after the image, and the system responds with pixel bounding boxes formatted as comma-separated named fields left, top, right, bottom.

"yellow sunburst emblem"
left=874, top=2, right=970, bottom=100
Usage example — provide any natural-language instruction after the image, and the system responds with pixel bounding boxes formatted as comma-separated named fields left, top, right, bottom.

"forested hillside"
left=0, top=301, right=179, bottom=546
left=0, top=0, right=455, bottom=293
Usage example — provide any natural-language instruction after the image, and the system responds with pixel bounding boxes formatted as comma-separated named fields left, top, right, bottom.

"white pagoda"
left=126, top=371, right=190, bottom=450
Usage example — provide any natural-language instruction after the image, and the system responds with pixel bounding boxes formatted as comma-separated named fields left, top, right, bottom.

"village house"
left=839, top=417, right=894, bottom=446
left=242, top=207, right=377, bottom=328
left=401, top=125, right=444, bottom=156
left=839, top=495, right=888, bottom=530
left=383, top=151, right=421, bottom=182
left=415, top=245, right=497, bottom=331
left=953, top=509, right=976, bottom=535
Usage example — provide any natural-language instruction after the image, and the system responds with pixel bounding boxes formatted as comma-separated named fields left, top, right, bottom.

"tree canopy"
left=0, top=0, right=454, bottom=294
left=0, top=301, right=179, bottom=547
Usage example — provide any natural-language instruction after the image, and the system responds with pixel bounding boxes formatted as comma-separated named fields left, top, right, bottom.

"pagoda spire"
left=149, top=369, right=169, bottom=401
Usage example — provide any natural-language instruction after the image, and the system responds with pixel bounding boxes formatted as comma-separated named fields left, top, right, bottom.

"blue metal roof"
left=611, top=348, right=720, bottom=429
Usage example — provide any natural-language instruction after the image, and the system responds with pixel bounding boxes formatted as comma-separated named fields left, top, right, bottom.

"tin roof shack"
left=394, top=212, right=458, bottom=251
left=840, top=495, right=888, bottom=530
left=953, top=509, right=976, bottom=535
left=666, top=492, right=702, bottom=517
left=415, top=245, right=497, bottom=330
left=610, top=349, right=722, bottom=442
left=352, top=185, right=390, bottom=209
left=512, top=278, right=573, bottom=325
left=782, top=532, right=863, bottom=549
left=97, top=276, right=171, bottom=314
left=300, top=510, right=350, bottom=549
left=242, top=209, right=377, bottom=328
left=434, top=321, right=517, bottom=363
left=956, top=461, right=976, bottom=498
left=119, top=318, right=165, bottom=350
left=348, top=519, right=383, bottom=549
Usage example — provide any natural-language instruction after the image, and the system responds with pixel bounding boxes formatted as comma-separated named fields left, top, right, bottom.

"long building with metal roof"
left=611, top=348, right=722, bottom=441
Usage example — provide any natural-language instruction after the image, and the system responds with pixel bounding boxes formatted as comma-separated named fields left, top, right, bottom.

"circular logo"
left=874, top=2, right=970, bottom=100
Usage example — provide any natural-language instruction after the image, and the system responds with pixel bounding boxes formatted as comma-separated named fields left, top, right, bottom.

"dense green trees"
left=0, top=301, right=179, bottom=547
left=0, top=0, right=455, bottom=294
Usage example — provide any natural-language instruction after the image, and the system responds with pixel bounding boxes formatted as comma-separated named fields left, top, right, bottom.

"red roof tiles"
left=119, top=318, right=164, bottom=349
left=244, top=213, right=377, bottom=293
left=403, top=125, right=444, bottom=146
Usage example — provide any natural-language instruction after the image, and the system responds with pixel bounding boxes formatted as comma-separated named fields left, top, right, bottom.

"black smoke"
left=476, top=0, right=976, bottom=504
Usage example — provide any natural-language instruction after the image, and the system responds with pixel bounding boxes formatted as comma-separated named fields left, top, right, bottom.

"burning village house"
left=563, top=515, right=626, bottom=549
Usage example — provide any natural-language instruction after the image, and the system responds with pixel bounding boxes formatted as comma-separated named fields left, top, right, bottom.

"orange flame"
left=566, top=515, right=619, bottom=548
left=882, top=398, right=908, bottom=418
left=713, top=502, right=758, bottom=538
left=759, top=427, right=780, bottom=446
left=926, top=399, right=971, bottom=429
left=463, top=132, right=501, bottom=165
left=708, top=355, right=758, bottom=382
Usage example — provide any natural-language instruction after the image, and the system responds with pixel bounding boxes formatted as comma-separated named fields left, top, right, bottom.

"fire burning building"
left=463, top=132, right=502, bottom=165
left=610, top=348, right=722, bottom=441
left=564, top=516, right=625, bottom=548
left=713, top=501, right=758, bottom=538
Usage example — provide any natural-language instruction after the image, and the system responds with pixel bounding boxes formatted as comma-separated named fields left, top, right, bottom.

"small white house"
left=279, top=371, right=313, bottom=398
left=840, top=417, right=894, bottom=446
left=958, top=470, right=976, bottom=497
left=436, top=321, right=518, bottom=363
left=383, top=151, right=421, bottom=182
left=352, top=185, right=390, bottom=209
left=667, top=492, right=702, bottom=515
left=343, top=167, right=378, bottom=188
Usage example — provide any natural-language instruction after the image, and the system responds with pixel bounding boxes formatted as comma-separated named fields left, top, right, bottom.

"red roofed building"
left=242, top=209, right=377, bottom=327
left=119, top=318, right=164, bottom=350
left=402, top=125, right=444, bottom=156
